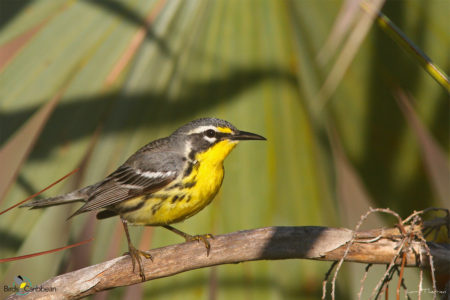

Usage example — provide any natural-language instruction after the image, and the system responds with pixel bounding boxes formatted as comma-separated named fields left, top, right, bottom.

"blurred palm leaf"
left=0, top=0, right=448, bottom=299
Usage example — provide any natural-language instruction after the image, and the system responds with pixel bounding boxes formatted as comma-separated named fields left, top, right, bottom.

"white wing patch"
left=135, top=170, right=176, bottom=179
left=120, top=184, right=144, bottom=189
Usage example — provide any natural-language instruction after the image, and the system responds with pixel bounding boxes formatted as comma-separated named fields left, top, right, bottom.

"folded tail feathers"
left=20, top=190, right=87, bottom=209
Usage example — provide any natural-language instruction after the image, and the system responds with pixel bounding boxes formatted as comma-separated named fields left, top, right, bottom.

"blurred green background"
left=0, top=0, right=448, bottom=299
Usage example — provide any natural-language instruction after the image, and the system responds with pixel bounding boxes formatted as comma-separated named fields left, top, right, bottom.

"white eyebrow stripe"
left=135, top=170, right=176, bottom=179
left=187, top=125, right=217, bottom=134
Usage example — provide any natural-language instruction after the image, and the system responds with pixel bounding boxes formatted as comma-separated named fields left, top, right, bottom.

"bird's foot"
left=125, top=246, right=153, bottom=281
left=184, top=233, right=214, bottom=256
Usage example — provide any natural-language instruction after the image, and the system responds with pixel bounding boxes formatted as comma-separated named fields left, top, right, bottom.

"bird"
left=21, top=117, right=266, bottom=280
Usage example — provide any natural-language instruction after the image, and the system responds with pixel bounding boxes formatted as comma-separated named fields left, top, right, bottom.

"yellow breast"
left=122, top=140, right=238, bottom=226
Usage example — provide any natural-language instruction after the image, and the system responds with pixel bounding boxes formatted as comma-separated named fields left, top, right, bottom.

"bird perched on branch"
left=22, top=117, right=266, bottom=280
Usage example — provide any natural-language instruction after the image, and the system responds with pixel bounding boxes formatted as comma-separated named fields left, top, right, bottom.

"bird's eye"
left=205, top=129, right=216, bottom=138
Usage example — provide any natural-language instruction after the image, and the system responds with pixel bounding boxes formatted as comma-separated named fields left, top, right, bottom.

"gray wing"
left=69, top=150, right=183, bottom=218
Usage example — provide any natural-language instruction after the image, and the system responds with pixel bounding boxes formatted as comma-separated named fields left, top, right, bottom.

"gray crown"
left=172, top=118, right=238, bottom=135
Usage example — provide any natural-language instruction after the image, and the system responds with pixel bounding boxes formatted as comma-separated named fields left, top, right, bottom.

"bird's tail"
left=20, top=188, right=88, bottom=209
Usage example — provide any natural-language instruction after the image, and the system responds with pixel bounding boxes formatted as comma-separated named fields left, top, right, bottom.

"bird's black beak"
left=231, top=130, right=266, bottom=141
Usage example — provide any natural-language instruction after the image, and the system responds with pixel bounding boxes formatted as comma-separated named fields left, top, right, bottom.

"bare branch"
left=5, top=226, right=450, bottom=300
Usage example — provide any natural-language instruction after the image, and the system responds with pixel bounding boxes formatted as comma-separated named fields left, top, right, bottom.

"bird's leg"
left=163, top=225, right=214, bottom=256
left=121, top=217, right=153, bottom=281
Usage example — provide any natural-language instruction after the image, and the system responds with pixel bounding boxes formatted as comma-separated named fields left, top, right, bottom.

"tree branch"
left=6, top=226, right=450, bottom=300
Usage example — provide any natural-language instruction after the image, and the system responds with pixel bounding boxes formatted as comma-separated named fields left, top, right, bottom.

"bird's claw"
left=185, top=233, right=214, bottom=256
left=125, top=246, right=153, bottom=281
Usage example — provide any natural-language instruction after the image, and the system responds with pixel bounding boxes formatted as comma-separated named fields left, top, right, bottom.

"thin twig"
left=0, top=238, right=92, bottom=263
left=322, top=261, right=338, bottom=300
left=358, top=264, right=372, bottom=300
left=395, top=267, right=411, bottom=300
left=418, top=238, right=437, bottom=300
left=418, top=264, right=423, bottom=300
left=402, top=208, right=449, bottom=225
left=0, top=168, right=79, bottom=216
left=332, top=207, right=406, bottom=300
left=397, top=252, right=407, bottom=300
left=369, top=237, right=407, bottom=299
left=331, top=207, right=377, bottom=299
left=408, top=212, right=439, bottom=300
left=380, top=265, right=398, bottom=300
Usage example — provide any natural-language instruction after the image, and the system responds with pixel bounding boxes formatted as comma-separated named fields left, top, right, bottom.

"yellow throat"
left=179, top=139, right=238, bottom=215
left=123, top=139, right=238, bottom=226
